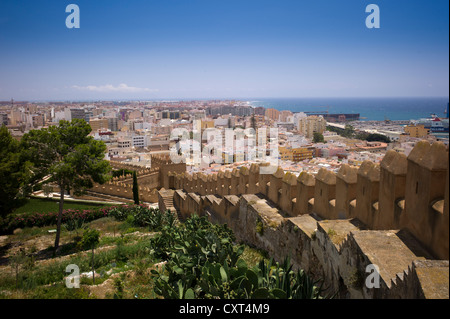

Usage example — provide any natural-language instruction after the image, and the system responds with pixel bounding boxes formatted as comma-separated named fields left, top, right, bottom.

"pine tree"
left=0, top=125, right=29, bottom=217
left=21, top=119, right=111, bottom=250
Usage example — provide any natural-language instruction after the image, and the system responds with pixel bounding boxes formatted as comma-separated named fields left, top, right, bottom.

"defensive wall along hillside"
left=159, top=140, right=449, bottom=299
left=74, top=154, right=186, bottom=203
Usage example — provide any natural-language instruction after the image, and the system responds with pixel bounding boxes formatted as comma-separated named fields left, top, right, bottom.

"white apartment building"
left=132, top=135, right=147, bottom=148
left=118, top=138, right=131, bottom=148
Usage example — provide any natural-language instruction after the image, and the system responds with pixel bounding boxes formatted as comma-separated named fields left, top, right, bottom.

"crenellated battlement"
left=109, top=161, right=152, bottom=173
left=168, top=140, right=449, bottom=260
left=151, top=154, right=187, bottom=189
left=90, top=180, right=159, bottom=203
left=161, top=140, right=449, bottom=298
left=150, top=153, right=172, bottom=168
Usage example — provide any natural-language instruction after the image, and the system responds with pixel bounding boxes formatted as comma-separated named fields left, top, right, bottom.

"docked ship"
left=411, top=114, right=449, bottom=133
left=409, top=102, right=449, bottom=133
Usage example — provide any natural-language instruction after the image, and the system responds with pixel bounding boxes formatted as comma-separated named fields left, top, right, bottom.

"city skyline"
left=0, top=0, right=449, bottom=100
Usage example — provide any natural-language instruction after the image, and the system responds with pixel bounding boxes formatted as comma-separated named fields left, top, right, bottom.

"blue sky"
left=0, top=0, right=448, bottom=100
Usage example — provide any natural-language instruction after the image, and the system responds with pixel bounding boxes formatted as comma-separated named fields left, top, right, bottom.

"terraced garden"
left=0, top=204, right=325, bottom=299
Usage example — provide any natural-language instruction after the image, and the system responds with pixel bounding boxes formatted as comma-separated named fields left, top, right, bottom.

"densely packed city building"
left=0, top=99, right=448, bottom=176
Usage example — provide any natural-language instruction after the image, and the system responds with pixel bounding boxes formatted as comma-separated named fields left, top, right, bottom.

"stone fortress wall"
left=159, top=140, right=449, bottom=298
left=84, top=154, right=186, bottom=203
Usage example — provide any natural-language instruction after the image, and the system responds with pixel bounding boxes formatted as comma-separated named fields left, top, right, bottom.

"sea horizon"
left=4, top=96, right=449, bottom=122
left=246, top=97, right=449, bottom=122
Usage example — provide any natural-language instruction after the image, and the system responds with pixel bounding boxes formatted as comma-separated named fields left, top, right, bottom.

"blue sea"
left=247, top=97, right=449, bottom=121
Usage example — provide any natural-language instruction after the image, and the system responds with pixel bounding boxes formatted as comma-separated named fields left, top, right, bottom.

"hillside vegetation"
left=0, top=204, right=325, bottom=299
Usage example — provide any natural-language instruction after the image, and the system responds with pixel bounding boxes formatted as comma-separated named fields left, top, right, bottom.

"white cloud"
left=72, top=83, right=158, bottom=93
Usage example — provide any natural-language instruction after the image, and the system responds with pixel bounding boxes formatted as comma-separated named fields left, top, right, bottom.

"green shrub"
left=31, top=283, right=93, bottom=299
left=114, top=238, right=127, bottom=262
left=327, top=228, right=337, bottom=237
left=113, top=274, right=126, bottom=299
left=112, top=169, right=134, bottom=178
left=0, top=205, right=174, bottom=235
left=255, top=219, right=264, bottom=236
left=125, top=214, right=135, bottom=226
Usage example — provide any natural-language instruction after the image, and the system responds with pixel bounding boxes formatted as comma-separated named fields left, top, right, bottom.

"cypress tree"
left=251, top=114, right=257, bottom=131
left=132, top=171, right=139, bottom=205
